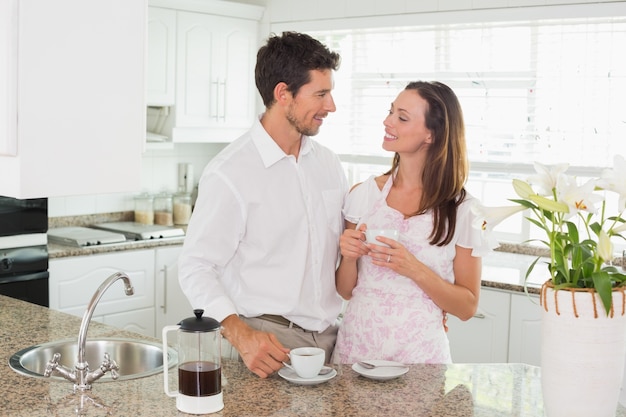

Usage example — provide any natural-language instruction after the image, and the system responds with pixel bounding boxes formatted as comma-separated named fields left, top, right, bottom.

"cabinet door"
left=102, top=307, right=156, bottom=337
left=155, top=246, right=193, bottom=331
left=447, top=288, right=510, bottom=363
left=218, top=15, right=257, bottom=129
left=508, top=293, right=542, bottom=366
left=49, top=250, right=155, bottom=335
left=173, top=11, right=257, bottom=142
left=0, top=0, right=145, bottom=199
left=147, top=7, right=176, bottom=106
left=0, top=0, right=17, bottom=156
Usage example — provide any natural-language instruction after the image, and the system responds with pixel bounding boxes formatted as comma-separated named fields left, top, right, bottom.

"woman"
left=334, top=81, right=492, bottom=364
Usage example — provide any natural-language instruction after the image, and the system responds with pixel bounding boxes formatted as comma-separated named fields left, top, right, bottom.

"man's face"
left=285, top=69, right=336, bottom=137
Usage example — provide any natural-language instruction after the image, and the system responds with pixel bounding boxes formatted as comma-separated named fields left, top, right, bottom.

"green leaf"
left=565, top=221, right=579, bottom=244
left=592, top=272, right=613, bottom=315
left=510, top=198, right=537, bottom=210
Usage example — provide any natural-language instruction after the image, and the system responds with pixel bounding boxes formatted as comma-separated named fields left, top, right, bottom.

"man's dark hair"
left=255, top=31, right=341, bottom=107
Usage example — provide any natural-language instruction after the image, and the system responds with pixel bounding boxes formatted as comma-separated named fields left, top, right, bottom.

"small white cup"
left=365, top=229, right=399, bottom=247
left=283, top=347, right=325, bottom=379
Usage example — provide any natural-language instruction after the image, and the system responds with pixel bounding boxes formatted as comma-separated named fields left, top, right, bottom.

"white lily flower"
left=556, top=174, right=602, bottom=218
left=512, top=179, right=534, bottom=199
left=471, top=202, right=526, bottom=233
left=528, top=162, right=569, bottom=196
left=598, top=155, right=626, bottom=212
left=597, top=230, right=613, bottom=262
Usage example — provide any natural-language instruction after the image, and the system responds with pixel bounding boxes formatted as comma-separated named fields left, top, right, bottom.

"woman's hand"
left=336, top=222, right=369, bottom=299
left=339, top=223, right=369, bottom=261
left=367, top=234, right=415, bottom=274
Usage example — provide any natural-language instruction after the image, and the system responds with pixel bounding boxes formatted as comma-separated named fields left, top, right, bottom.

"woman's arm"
left=335, top=221, right=369, bottom=300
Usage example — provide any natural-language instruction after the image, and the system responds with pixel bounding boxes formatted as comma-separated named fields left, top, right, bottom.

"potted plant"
left=472, top=155, right=626, bottom=417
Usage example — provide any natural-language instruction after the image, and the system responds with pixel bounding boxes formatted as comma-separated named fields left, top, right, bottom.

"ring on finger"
left=387, top=254, right=391, bottom=263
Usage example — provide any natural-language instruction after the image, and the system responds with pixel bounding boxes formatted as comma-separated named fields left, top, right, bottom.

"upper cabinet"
left=146, top=0, right=264, bottom=145
left=147, top=7, right=177, bottom=106
left=0, top=0, right=146, bottom=199
left=173, top=11, right=258, bottom=143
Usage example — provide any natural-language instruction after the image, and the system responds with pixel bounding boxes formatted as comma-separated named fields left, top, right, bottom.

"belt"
left=257, top=314, right=305, bottom=331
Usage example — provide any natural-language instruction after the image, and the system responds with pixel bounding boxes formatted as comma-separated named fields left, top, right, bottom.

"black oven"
left=0, top=196, right=49, bottom=307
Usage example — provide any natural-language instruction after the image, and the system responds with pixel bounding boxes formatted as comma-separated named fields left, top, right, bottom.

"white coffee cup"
left=365, top=229, right=399, bottom=247
left=283, top=347, right=325, bottom=379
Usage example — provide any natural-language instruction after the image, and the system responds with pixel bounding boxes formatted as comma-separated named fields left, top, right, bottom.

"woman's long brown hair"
left=384, top=81, right=468, bottom=246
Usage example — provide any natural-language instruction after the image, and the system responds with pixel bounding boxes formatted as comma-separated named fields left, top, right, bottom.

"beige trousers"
left=221, top=316, right=338, bottom=364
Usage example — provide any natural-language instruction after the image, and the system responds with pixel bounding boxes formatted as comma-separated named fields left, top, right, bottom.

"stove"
left=48, top=227, right=127, bottom=247
left=91, top=222, right=185, bottom=240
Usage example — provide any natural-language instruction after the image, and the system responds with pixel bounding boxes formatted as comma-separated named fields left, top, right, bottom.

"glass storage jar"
left=173, top=193, right=192, bottom=225
left=154, top=193, right=174, bottom=226
left=134, top=193, right=154, bottom=225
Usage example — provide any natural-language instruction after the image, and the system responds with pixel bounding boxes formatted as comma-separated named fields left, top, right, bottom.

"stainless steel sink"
left=9, top=338, right=177, bottom=382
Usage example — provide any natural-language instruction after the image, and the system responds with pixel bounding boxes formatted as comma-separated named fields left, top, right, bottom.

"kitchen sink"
left=9, top=338, right=177, bottom=382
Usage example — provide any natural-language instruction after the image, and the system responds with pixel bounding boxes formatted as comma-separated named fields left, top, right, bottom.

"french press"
left=163, top=309, right=223, bottom=415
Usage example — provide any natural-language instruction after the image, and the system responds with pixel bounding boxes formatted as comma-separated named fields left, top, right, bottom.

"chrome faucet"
left=44, top=272, right=134, bottom=391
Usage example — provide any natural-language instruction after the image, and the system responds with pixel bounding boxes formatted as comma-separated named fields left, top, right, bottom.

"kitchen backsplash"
left=48, top=143, right=227, bottom=218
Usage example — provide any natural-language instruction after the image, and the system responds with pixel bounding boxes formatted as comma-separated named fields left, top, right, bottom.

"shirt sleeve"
left=456, top=193, right=498, bottom=257
left=342, top=176, right=378, bottom=224
left=178, top=170, right=243, bottom=322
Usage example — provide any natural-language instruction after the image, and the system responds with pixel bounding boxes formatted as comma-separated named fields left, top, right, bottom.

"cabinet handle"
left=161, top=265, right=168, bottom=313
left=218, top=79, right=226, bottom=121
left=473, top=313, right=486, bottom=319
left=211, top=80, right=219, bottom=120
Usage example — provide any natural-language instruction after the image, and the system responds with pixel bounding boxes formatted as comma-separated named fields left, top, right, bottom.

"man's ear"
left=274, top=82, right=290, bottom=105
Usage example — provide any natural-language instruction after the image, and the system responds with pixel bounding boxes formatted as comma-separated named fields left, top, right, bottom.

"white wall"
left=48, top=143, right=226, bottom=217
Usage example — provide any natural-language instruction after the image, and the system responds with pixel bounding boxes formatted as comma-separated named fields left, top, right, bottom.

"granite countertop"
left=0, top=295, right=545, bottom=416
left=3, top=295, right=626, bottom=416
left=47, top=237, right=185, bottom=259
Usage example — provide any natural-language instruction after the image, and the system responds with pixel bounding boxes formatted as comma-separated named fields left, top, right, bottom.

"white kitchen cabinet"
left=448, top=287, right=543, bottom=365
left=0, top=0, right=146, bottom=199
left=172, top=11, right=258, bottom=143
left=49, top=249, right=156, bottom=337
left=155, top=246, right=193, bottom=331
left=447, top=288, right=510, bottom=363
left=147, top=7, right=177, bottom=106
left=508, top=292, right=542, bottom=366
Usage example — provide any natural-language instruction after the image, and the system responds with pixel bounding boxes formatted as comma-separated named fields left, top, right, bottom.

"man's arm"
left=220, top=315, right=290, bottom=378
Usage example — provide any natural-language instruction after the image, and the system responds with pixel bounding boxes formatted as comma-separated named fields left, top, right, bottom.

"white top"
left=335, top=175, right=492, bottom=363
left=343, top=175, right=493, bottom=257
left=178, top=117, right=348, bottom=332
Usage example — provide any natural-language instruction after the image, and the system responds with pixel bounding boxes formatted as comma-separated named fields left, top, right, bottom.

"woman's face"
left=382, top=89, right=432, bottom=154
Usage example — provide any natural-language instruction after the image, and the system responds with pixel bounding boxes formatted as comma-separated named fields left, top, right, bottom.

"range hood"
left=91, top=222, right=185, bottom=240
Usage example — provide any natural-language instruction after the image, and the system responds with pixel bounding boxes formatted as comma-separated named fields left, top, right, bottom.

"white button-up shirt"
left=179, top=118, right=348, bottom=332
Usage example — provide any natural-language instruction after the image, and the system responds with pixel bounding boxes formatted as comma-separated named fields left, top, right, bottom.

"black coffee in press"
left=178, top=361, right=221, bottom=396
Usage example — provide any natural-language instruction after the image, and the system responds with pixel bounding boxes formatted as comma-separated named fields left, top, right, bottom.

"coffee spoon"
left=357, top=360, right=408, bottom=369
left=317, top=367, right=334, bottom=375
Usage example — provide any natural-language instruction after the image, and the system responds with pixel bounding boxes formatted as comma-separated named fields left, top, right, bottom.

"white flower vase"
left=540, top=282, right=626, bottom=417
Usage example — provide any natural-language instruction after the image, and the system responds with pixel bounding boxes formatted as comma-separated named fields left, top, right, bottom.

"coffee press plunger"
left=163, top=309, right=223, bottom=414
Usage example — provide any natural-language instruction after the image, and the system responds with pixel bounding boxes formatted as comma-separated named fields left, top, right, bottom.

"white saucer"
left=351, top=360, right=409, bottom=381
left=278, top=366, right=337, bottom=385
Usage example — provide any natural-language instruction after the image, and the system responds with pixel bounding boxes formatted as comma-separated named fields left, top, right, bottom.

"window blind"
left=311, top=17, right=626, bottom=171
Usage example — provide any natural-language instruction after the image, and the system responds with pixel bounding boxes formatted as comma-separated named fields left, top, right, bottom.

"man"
left=178, top=32, right=348, bottom=378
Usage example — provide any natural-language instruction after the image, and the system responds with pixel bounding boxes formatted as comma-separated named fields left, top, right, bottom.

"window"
left=310, top=17, right=626, bottom=245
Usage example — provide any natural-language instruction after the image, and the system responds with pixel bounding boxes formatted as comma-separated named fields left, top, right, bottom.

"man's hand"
left=221, top=315, right=290, bottom=378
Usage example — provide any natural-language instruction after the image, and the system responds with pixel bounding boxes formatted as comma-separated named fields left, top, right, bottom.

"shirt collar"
left=252, top=115, right=314, bottom=168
